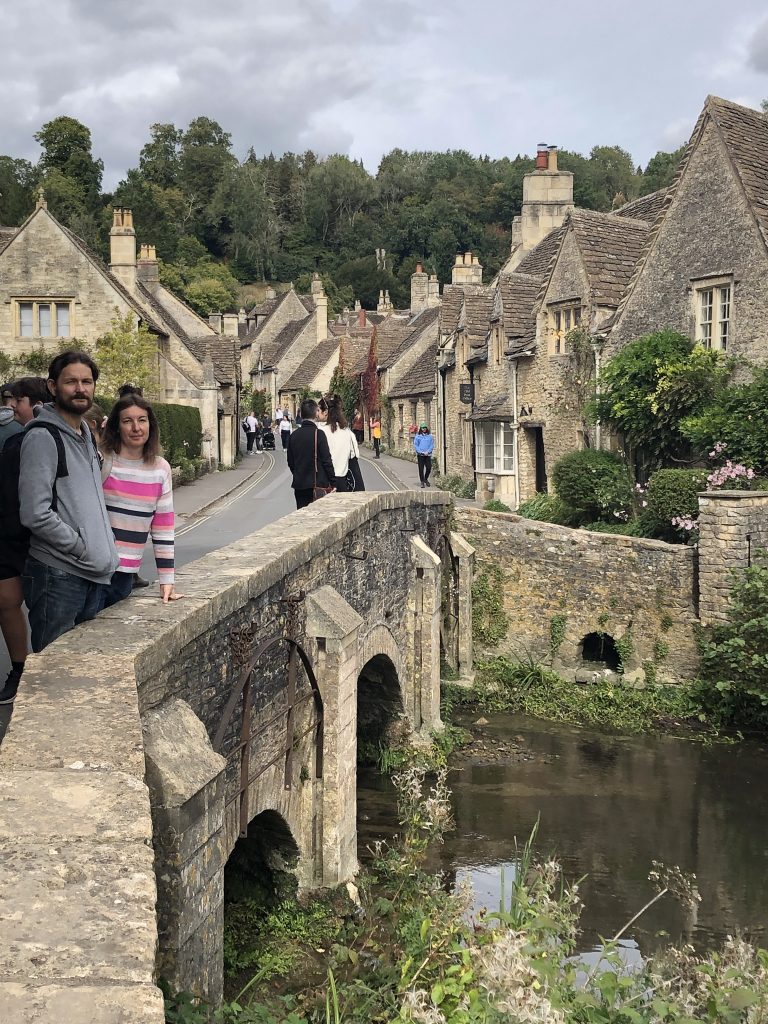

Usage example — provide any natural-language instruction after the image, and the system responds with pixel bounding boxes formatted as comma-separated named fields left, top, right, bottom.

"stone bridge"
left=0, top=491, right=474, bottom=1021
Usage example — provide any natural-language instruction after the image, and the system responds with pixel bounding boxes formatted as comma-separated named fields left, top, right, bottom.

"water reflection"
left=357, top=713, right=768, bottom=954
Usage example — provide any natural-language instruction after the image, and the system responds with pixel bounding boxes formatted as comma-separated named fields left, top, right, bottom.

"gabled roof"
left=515, top=226, right=566, bottom=278
left=464, top=291, right=494, bottom=345
left=567, top=209, right=650, bottom=306
left=497, top=273, right=541, bottom=356
left=614, top=187, right=671, bottom=225
left=374, top=315, right=415, bottom=367
left=705, top=95, right=768, bottom=250
left=339, top=331, right=372, bottom=376
left=280, top=336, right=339, bottom=391
left=380, top=306, right=440, bottom=369
left=260, top=316, right=311, bottom=369
left=0, top=226, right=17, bottom=254
left=439, top=285, right=465, bottom=337
left=247, top=295, right=280, bottom=319
left=184, top=335, right=240, bottom=385
left=241, top=290, right=298, bottom=349
left=388, top=342, right=437, bottom=398
left=467, top=394, right=515, bottom=421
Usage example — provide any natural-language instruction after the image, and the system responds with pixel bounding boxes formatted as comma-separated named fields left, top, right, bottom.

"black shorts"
left=0, top=543, right=26, bottom=580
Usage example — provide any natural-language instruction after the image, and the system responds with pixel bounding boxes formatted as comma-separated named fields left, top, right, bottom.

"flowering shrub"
left=641, top=469, right=708, bottom=542
left=706, top=460, right=755, bottom=490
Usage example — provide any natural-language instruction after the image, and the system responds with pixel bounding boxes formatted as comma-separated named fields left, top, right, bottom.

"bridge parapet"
left=1, top=490, right=463, bottom=1016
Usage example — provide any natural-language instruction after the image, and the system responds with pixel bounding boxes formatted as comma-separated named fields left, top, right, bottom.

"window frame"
left=475, top=420, right=515, bottom=475
left=15, top=298, right=74, bottom=340
left=693, top=276, right=732, bottom=352
left=547, top=300, right=583, bottom=356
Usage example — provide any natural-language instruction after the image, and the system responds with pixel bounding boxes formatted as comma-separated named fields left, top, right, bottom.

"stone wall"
left=698, top=490, right=768, bottom=624
left=456, top=506, right=700, bottom=684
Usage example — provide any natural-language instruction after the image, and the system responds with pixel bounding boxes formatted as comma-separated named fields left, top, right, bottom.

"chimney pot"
left=536, top=143, right=549, bottom=170
left=357, top=308, right=366, bottom=328
left=464, top=251, right=472, bottom=264
left=547, top=145, right=558, bottom=172
left=415, top=261, right=423, bottom=274
left=454, top=255, right=463, bottom=266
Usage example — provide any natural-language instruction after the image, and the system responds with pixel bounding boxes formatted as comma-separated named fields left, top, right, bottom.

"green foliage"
left=694, top=563, right=768, bottom=731
left=482, top=498, right=511, bottom=512
left=472, top=563, right=509, bottom=646
left=682, top=366, right=768, bottom=475
left=615, top=630, right=634, bottom=671
left=642, top=144, right=686, bottom=193
left=593, top=331, right=731, bottom=468
left=472, top=656, right=699, bottom=734
left=95, top=311, right=160, bottom=398
left=642, top=468, right=709, bottom=541
left=328, top=367, right=361, bottom=422
left=582, top=519, right=647, bottom=536
left=0, top=156, right=37, bottom=225
left=516, top=492, right=576, bottom=525
left=549, top=614, right=567, bottom=657
left=435, top=473, right=475, bottom=498
left=551, top=448, right=632, bottom=525
left=153, top=403, right=203, bottom=465
left=35, top=116, right=104, bottom=249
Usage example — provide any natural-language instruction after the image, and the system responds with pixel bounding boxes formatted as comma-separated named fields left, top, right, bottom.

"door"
left=534, top=427, right=547, bottom=493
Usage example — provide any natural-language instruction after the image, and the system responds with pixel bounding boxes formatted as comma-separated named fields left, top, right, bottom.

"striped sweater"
left=102, top=454, right=175, bottom=583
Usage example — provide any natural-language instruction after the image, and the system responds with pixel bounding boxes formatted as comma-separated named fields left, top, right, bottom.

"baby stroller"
left=261, top=428, right=276, bottom=451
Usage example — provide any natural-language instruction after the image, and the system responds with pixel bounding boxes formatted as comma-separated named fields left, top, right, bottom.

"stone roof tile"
left=388, top=342, right=437, bottom=398
left=568, top=209, right=650, bottom=306
left=281, top=337, right=339, bottom=391
left=614, top=187, right=671, bottom=225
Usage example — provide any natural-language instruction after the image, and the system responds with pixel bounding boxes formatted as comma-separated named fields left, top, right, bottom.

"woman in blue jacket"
left=413, top=423, right=434, bottom=488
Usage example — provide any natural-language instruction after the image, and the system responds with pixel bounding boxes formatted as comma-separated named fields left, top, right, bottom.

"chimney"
left=222, top=312, right=239, bottom=336
left=427, top=273, right=440, bottom=308
left=238, top=307, right=246, bottom=324
left=315, top=280, right=328, bottom=343
left=208, top=313, right=223, bottom=333
left=507, top=140, right=574, bottom=269
left=354, top=299, right=361, bottom=312
left=411, top=261, right=429, bottom=311
left=109, top=208, right=137, bottom=290
left=137, top=243, right=159, bottom=284
left=357, top=307, right=366, bottom=328
left=265, top=285, right=276, bottom=300
left=451, top=251, right=483, bottom=287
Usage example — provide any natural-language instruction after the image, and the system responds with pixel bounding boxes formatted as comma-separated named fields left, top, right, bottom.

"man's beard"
left=55, top=390, right=92, bottom=415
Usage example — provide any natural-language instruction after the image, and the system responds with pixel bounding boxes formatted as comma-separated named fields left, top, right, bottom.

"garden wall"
left=456, top=507, right=700, bottom=684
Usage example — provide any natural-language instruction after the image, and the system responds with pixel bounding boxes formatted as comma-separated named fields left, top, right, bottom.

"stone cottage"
left=0, top=198, right=241, bottom=465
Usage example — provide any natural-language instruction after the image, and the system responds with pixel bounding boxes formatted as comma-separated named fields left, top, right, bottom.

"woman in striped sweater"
left=100, top=395, right=183, bottom=607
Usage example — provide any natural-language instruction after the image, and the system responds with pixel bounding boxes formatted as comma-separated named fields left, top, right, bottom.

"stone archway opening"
left=223, top=810, right=300, bottom=993
left=580, top=632, right=621, bottom=671
left=356, top=653, right=405, bottom=770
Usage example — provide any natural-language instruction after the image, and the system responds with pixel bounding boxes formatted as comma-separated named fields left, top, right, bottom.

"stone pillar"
left=450, top=531, right=475, bottom=678
left=305, top=585, right=363, bottom=886
left=698, top=491, right=768, bottom=625
left=142, top=700, right=227, bottom=1004
left=407, top=536, right=443, bottom=734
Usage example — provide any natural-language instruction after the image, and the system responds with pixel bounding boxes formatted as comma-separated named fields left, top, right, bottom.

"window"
left=549, top=303, right=582, bottom=355
left=16, top=300, right=72, bottom=339
left=695, top=280, right=731, bottom=351
left=410, top=401, right=418, bottom=427
left=398, top=404, right=404, bottom=437
left=476, top=422, right=514, bottom=473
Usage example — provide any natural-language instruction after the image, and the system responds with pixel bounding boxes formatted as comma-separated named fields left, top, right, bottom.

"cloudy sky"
left=3, top=0, right=768, bottom=188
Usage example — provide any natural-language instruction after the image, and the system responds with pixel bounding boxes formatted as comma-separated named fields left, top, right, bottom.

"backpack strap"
left=23, top=422, right=68, bottom=512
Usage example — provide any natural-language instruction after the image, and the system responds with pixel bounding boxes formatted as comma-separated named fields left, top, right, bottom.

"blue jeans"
left=22, top=556, right=106, bottom=653
left=102, top=570, right=135, bottom=609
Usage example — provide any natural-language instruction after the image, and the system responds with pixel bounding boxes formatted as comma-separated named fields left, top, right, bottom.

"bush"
left=582, top=520, right=647, bottom=536
left=153, top=403, right=203, bottom=466
left=642, top=468, right=709, bottom=542
left=694, top=563, right=768, bottom=732
left=682, top=367, right=768, bottom=475
left=435, top=473, right=475, bottom=498
left=516, top=492, right=576, bottom=525
left=551, top=449, right=632, bottom=525
left=483, top=498, right=511, bottom=512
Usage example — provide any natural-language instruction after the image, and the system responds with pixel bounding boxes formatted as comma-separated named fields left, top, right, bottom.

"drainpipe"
left=510, top=358, right=520, bottom=510
left=468, top=365, right=477, bottom=478
left=592, top=334, right=605, bottom=450
left=439, top=367, right=448, bottom=473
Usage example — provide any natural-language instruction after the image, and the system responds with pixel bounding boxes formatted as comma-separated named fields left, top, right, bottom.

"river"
left=358, top=712, right=768, bottom=955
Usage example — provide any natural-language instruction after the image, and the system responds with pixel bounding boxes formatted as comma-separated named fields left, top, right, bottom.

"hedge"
left=153, top=403, right=203, bottom=465
left=551, top=449, right=632, bottom=525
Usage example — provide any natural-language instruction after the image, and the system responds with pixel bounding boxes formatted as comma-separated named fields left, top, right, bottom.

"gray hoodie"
left=19, top=404, right=119, bottom=584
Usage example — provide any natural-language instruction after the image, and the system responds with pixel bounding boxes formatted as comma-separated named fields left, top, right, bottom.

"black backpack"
left=0, top=422, right=69, bottom=553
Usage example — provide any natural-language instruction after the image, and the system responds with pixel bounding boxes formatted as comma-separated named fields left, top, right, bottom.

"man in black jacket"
left=287, top=398, right=336, bottom=509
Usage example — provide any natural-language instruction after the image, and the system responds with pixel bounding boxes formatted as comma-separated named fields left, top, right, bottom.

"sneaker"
left=0, top=672, right=20, bottom=705
left=133, top=575, right=151, bottom=589
left=420, top=481, right=426, bottom=488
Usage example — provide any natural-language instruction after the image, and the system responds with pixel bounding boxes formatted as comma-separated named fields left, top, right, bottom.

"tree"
left=95, top=311, right=160, bottom=398
left=139, top=123, right=182, bottom=188
left=641, top=145, right=686, bottom=194
left=592, top=330, right=731, bottom=469
left=0, top=157, right=37, bottom=225
left=34, top=116, right=104, bottom=247
left=682, top=367, right=768, bottom=475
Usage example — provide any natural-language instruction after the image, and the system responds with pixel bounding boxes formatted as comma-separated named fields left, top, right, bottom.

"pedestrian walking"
left=318, top=394, right=360, bottom=491
left=369, top=411, right=382, bottom=459
left=351, top=407, right=364, bottom=444
left=413, top=423, right=434, bottom=488
left=279, top=414, right=292, bottom=450
left=287, top=399, right=335, bottom=509
left=17, top=350, right=119, bottom=657
left=244, top=411, right=258, bottom=453
left=100, top=395, right=183, bottom=608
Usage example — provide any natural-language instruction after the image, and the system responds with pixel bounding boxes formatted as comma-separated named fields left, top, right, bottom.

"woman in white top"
left=318, top=395, right=359, bottom=491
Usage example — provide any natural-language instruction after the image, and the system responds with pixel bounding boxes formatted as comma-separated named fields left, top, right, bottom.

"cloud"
left=1, top=0, right=767, bottom=188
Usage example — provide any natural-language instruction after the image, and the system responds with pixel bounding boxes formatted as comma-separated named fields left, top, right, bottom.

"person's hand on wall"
left=160, top=584, right=184, bottom=603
